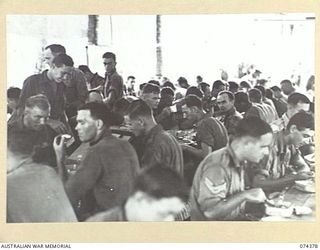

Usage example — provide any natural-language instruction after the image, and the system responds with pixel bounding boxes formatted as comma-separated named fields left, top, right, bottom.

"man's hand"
left=53, top=135, right=67, bottom=163
left=47, top=118, right=69, bottom=134
left=244, top=188, right=267, bottom=203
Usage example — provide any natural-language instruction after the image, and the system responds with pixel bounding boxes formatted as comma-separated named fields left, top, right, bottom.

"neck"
left=144, top=120, right=157, bottom=135
left=91, top=127, right=106, bottom=144
left=230, top=139, right=246, bottom=162
left=47, top=70, right=54, bottom=81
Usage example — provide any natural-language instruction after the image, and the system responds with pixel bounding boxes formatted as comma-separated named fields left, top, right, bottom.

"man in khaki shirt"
left=190, top=116, right=272, bottom=221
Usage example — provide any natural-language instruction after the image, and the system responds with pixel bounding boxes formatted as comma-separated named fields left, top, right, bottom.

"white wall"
left=7, top=14, right=315, bottom=91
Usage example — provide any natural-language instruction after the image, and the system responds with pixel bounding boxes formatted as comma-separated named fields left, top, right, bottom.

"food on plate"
left=293, top=206, right=312, bottom=216
left=265, top=207, right=293, bottom=218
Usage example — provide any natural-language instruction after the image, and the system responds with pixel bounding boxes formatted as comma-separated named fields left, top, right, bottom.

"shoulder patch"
left=204, top=177, right=227, bottom=196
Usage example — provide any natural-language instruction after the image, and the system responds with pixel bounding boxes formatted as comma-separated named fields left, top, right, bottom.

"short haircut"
left=186, top=86, right=203, bottom=99
left=139, top=83, right=147, bottom=91
left=248, top=88, right=262, bottom=103
left=235, top=92, right=249, bottom=103
left=234, top=116, right=272, bottom=139
left=78, top=102, right=115, bottom=127
left=240, top=81, right=251, bottom=89
left=199, top=82, right=210, bottom=93
left=287, top=93, right=310, bottom=105
left=142, top=83, right=160, bottom=95
left=212, top=80, right=225, bottom=90
left=7, top=130, right=37, bottom=156
left=160, top=87, right=175, bottom=97
left=265, top=88, right=274, bottom=100
left=78, top=65, right=92, bottom=74
left=177, top=77, right=189, bottom=87
left=45, top=44, right=66, bottom=55
left=102, top=52, right=116, bottom=61
left=270, top=86, right=281, bottom=92
left=86, top=90, right=103, bottom=102
left=163, top=81, right=176, bottom=90
left=148, top=80, right=160, bottom=86
left=287, top=111, right=314, bottom=131
left=25, top=94, right=50, bottom=111
left=133, top=165, right=189, bottom=203
left=306, top=75, right=314, bottom=91
left=254, top=85, right=266, bottom=97
left=113, top=97, right=131, bottom=114
left=197, top=75, right=203, bottom=82
left=218, top=90, right=235, bottom=101
left=7, top=87, right=21, bottom=99
left=185, top=94, right=203, bottom=110
left=127, top=75, right=135, bottom=81
left=280, top=79, right=293, bottom=86
left=228, top=81, right=239, bottom=92
left=257, top=79, right=267, bottom=86
left=127, top=99, right=153, bottom=120
left=52, top=54, right=74, bottom=67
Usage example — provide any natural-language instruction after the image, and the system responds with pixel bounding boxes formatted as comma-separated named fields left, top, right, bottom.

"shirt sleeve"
left=65, top=148, right=103, bottom=207
left=18, top=76, right=35, bottom=109
left=74, top=70, right=89, bottom=103
left=196, top=119, right=215, bottom=148
left=108, top=74, right=123, bottom=99
left=197, top=166, right=228, bottom=215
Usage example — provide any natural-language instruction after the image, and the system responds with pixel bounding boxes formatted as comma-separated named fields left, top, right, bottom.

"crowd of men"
left=7, top=44, right=315, bottom=222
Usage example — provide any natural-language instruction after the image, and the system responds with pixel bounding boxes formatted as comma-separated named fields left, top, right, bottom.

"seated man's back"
left=7, top=162, right=77, bottom=223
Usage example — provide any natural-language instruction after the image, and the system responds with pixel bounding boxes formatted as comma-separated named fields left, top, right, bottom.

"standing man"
left=190, top=116, right=271, bottom=220
left=54, top=102, right=139, bottom=220
left=14, top=54, right=74, bottom=133
left=216, top=91, right=243, bottom=136
left=43, top=44, right=88, bottom=119
left=102, top=52, right=124, bottom=108
left=250, top=111, right=314, bottom=192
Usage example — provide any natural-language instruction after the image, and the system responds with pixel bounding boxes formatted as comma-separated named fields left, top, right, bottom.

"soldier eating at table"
left=249, top=111, right=314, bottom=192
left=190, top=116, right=272, bottom=220
left=126, top=99, right=184, bottom=176
left=53, top=102, right=140, bottom=220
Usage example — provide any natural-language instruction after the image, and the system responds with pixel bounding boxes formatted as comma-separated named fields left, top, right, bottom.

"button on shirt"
left=65, top=129, right=140, bottom=214
left=190, top=145, right=246, bottom=221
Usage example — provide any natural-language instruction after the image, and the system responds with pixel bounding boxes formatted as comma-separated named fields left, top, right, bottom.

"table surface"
left=261, top=183, right=316, bottom=221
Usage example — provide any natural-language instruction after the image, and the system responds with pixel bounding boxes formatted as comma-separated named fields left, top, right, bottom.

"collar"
left=89, top=128, right=112, bottom=146
left=224, top=107, right=236, bottom=117
left=144, top=124, right=163, bottom=143
left=105, top=70, right=117, bottom=78
left=7, top=157, right=33, bottom=174
left=120, top=203, right=128, bottom=221
left=226, top=142, right=246, bottom=169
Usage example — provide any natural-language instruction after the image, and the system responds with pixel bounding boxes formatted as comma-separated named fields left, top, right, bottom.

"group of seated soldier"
left=6, top=43, right=315, bottom=222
